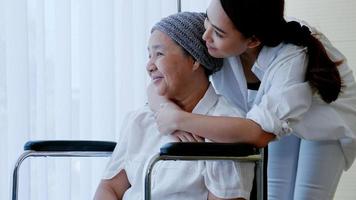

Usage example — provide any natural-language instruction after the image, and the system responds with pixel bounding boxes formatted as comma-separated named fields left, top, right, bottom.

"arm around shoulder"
left=176, top=111, right=275, bottom=148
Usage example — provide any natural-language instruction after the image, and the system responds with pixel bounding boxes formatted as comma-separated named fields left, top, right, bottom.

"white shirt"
left=103, top=85, right=255, bottom=200
left=212, top=24, right=356, bottom=169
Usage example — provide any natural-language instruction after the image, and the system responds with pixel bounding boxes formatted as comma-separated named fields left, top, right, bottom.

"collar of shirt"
left=191, top=84, right=219, bottom=115
left=224, top=44, right=283, bottom=110
left=252, top=43, right=284, bottom=80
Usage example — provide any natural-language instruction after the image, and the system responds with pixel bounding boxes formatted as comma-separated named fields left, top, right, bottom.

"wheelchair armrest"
left=160, top=142, right=258, bottom=157
left=24, top=140, right=117, bottom=152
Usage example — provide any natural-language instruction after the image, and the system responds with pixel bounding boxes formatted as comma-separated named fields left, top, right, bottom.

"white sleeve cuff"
left=247, top=104, right=293, bottom=139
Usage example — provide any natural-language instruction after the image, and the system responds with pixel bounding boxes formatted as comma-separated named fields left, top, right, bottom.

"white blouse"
left=212, top=24, right=356, bottom=169
left=102, top=85, right=255, bottom=200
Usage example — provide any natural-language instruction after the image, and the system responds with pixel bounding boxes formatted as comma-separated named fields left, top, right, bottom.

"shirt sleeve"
left=246, top=48, right=313, bottom=139
left=101, top=112, right=134, bottom=179
left=203, top=161, right=255, bottom=199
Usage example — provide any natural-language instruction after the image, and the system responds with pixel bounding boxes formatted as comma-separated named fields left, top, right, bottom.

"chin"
left=208, top=49, right=224, bottom=58
left=156, top=86, right=168, bottom=97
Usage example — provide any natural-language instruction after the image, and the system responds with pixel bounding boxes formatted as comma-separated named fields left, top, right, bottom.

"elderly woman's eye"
left=156, top=52, right=164, bottom=56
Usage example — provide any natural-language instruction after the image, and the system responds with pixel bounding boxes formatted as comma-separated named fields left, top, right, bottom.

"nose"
left=146, top=57, right=156, bottom=74
left=202, top=28, right=212, bottom=43
left=202, top=21, right=212, bottom=43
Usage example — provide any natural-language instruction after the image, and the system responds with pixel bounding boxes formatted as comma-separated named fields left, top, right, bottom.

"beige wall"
left=285, top=0, right=356, bottom=199
left=285, top=0, right=356, bottom=74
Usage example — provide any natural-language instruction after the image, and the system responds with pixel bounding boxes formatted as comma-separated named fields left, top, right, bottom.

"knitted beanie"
left=152, top=12, right=223, bottom=75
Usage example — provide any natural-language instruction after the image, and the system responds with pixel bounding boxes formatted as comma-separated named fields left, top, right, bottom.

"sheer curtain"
left=0, top=0, right=198, bottom=199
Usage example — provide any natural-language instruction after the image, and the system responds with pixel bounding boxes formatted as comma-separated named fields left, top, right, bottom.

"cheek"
left=154, top=61, right=172, bottom=95
left=208, top=40, right=232, bottom=58
left=217, top=39, right=248, bottom=57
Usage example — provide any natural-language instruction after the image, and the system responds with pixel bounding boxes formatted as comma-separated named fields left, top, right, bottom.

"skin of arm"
left=208, top=192, right=245, bottom=200
left=156, top=102, right=275, bottom=148
left=178, top=111, right=274, bottom=148
left=94, top=170, right=131, bottom=200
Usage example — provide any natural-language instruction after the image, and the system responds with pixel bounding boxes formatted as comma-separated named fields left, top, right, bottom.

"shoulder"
left=273, top=43, right=307, bottom=64
left=210, top=94, right=246, bottom=118
left=256, top=42, right=308, bottom=77
left=260, top=43, right=309, bottom=86
left=123, top=105, right=155, bottom=128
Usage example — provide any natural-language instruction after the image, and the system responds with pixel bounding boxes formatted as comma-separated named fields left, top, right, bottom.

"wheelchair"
left=11, top=140, right=267, bottom=200
left=12, top=1, right=267, bottom=199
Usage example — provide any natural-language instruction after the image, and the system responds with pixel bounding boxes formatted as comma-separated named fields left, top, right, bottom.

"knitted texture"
left=152, top=12, right=223, bottom=75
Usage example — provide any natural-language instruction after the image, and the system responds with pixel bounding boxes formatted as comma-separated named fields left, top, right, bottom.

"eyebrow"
left=148, top=44, right=165, bottom=51
left=206, top=11, right=227, bottom=35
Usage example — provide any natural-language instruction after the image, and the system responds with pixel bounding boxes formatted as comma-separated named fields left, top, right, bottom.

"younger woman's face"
left=203, top=0, right=251, bottom=58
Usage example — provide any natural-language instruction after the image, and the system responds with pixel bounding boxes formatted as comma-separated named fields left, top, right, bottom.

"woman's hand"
left=172, top=131, right=205, bottom=142
left=146, top=82, right=169, bottom=112
left=155, top=101, right=184, bottom=135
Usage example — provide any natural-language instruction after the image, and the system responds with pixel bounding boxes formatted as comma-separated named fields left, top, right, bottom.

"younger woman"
left=150, top=0, right=356, bottom=199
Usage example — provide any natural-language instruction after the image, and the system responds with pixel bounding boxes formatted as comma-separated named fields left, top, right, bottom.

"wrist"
left=174, top=110, right=189, bottom=131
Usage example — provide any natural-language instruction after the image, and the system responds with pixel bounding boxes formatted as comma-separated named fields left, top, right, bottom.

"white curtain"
left=0, top=0, right=211, bottom=199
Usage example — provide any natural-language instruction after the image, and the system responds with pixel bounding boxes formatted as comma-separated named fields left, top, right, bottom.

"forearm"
left=177, top=111, right=275, bottom=147
left=94, top=170, right=130, bottom=200
left=94, top=180, right=120, bottom=200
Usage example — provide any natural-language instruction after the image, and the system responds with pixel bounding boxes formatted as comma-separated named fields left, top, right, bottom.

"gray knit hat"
left=152, top=12, right=223, bottom=75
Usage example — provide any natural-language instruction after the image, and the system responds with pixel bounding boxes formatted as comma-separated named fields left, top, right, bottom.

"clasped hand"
left=147, top=83, right=204, bottom=142
left=156, top=102, right=204, bottom=142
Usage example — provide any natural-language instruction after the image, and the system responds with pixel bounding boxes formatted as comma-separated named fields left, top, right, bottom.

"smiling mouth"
left=151, top=76, right=163, bottom=83
left=207, top=44, right=216, bottom=51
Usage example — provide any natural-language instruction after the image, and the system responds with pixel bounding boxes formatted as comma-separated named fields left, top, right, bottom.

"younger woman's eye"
left=204, top=18, right=209, bottom=28
left=214, top=30, right=223, bottom=38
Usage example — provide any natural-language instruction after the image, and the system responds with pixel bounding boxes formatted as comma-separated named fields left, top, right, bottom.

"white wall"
left=285, top=0, right=356, bottom=199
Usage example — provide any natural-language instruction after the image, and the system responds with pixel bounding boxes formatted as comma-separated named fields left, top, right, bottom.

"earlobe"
left=192, top=61, right=201, bottom=71
left=247, top=36, right=261, bottom=49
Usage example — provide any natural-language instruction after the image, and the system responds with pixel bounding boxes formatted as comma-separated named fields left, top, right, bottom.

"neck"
left=173, top=76, right=210, bottom=113
left=240, top=46, right=262, bottom=83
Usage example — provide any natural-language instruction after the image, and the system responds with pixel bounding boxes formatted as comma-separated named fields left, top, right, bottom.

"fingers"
left=192, top=134, right=205, bottom=142
left=181, top=133, right=196, bottom=142
left=172, top=131, right=188, bottom=142
left=172, top=131, right=205, bottom=142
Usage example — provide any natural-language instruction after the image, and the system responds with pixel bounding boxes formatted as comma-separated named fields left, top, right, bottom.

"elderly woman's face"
left=146, top=30, right=195, bottom=98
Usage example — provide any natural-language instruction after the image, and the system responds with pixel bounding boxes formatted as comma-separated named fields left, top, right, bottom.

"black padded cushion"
left=24, top=140, right=117, bottom=152
left=160, top=142, right=258, bottom=157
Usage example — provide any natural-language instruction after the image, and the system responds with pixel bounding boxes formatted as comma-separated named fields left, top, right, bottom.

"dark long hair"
left=220, top=0, right=342, bottom=103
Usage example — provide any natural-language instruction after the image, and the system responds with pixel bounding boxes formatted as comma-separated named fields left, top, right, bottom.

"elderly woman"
left=93, top=12, right=254, bottom=200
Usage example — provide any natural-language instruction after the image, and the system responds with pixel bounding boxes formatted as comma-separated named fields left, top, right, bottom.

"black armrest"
left=24, top=140, right=117, bottom=152
left=160, top=142, right=258, bottom=157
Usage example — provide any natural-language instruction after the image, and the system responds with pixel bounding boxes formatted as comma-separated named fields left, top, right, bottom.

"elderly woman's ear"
left=192, top=61, right=201, bottom=71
